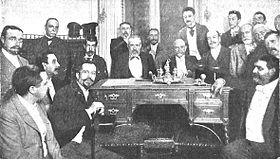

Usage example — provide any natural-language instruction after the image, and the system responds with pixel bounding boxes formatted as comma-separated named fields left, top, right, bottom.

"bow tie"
left=46, top=38, right=53, bottom=41
left=84, top=57, right=93, bottom=62
left=188, top=25, right=195, bottom=37
left=130, top=56, right=140, bottom=60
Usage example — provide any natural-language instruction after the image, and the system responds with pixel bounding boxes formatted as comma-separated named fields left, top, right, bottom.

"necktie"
left=189, top=26, right=195, bottom=36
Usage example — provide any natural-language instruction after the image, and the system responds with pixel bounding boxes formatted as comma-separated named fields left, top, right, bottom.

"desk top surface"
left=92, top=79, right=231, bottom=91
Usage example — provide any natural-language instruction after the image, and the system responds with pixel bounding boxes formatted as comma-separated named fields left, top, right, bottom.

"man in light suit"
left=178, top=7, right=210, bottom=61
left=0, top=65, right=64, bottom=159
left=0, top=25, right=29, bottom=101
left=222, top=54, right=279, bottom=159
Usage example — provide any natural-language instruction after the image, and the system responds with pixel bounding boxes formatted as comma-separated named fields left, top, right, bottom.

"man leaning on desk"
left=110, top=34, right=156, bottom=79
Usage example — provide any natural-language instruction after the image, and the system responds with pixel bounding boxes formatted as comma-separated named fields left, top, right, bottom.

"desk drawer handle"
left=105, top=93, right=120, bottom=101
left=108, top=108, right=119, bottom=115
left=202, top=109, right=214, bottom=114
left=155, top=93, right=166, bottom=99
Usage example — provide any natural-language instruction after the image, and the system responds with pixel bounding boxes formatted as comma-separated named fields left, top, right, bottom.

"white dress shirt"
left=150, top=43, right=158, bottom=60
left=175, top=55, right=187, bottom=77
left=246, top=78, right=279, bottom=142
left=18, top=95, right=48, bottom=157
left=48, top=80, right=56, bottom=100
left=210, top=45, right=221, bottom=60
left=186, top=27, right=201, bottom=60
left=129, top=56, right=143, bottom=78
left=2, top=48, right=21, bottom=68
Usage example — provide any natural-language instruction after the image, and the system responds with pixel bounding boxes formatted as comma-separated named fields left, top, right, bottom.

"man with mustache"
left=72, top=36, right=108, bottom=83
left=35, top=51, right=61, bottom=111
left=143, top=28, right=167, bottom=69
left=253, top=24, right=270, bottom=46
left=178, top=7, right=209, bottom=61
left=23, top=18, right=72, bottom=89
left=264, top=31, right=279, bottom=59
left=110, top=22, right=132, bottom=78
left=198, top=30, right=230, bottom=84
left=48, top=61, right=123, bottom=158
left=111, top=35, right=156, bottom=79
left=221, top=10, right=243, bottom=48
left=0, top=25, right=29, bottom=101
left=222, top=54, right=279, bottom=159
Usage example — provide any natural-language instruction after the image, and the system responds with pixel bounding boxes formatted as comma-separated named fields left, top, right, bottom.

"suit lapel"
left=12, top=95, right=40, bottom=132
left=71, top=82, right=88, bottom=107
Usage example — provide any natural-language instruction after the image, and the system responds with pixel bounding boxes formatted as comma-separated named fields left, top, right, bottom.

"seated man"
left=221, top=54, right=279, bottom=159
left=72, top=36, right=108, bottom=83
left=111, top=35, right=156, bottom=79
left=197, top=30, right=230, bottom=84
left=0, top=65, right=64, bottom=159
left=48, top=61, right=122, bottom=159
left=163, top=39, right=196, bottom=77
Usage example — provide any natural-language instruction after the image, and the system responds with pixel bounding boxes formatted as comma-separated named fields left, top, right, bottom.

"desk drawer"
left=103, top=103, right=127, bottom=122
left=132, top=90, right=188, bottom=103
left=96, top=90, right=127, bottom=103
left=192, top=98, right=223, bottom=121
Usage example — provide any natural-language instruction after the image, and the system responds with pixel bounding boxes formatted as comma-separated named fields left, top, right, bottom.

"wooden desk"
left=92, top=79, right=232, bottom=143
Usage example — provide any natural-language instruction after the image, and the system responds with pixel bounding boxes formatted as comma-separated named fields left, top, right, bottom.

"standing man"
left=72, top=36, right=108, bottom=83
left=143, top=28, right=167, bottom=69
left=0, top=25, right=29, bottom=100
left=253, top=24, right=270, bottom=46
left=111, top=35, right=156, bottom=79
left=29, top=18, right=71, bottom=89
left=110, top=22, right=132, bottom=78
left=252, top=11, right=267, bottom=26
left=35, top=51, right=61, bottom=110
left=0, top=65, right=64, bottom=159
left=222, top=54, right=279, bottom=159
left=265, top=31, right=279, bottom=59
left=274, top=14, right=280, bottom=34
left=178, top=7, right=209, bottom=61
left=221, top=10, right=243, bottom=48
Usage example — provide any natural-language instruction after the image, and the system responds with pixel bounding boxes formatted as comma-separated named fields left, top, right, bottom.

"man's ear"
left=42, top=62, right=47, bottom=70
left=28, top=85, right=36, bottom=94
left=269, top=68, right=276, bottom=77
left=76, top=72, right=79, bottom=80
left=1, top=36, right=4, bottom=44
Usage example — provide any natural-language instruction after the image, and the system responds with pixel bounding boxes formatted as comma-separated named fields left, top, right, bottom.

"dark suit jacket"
left=239, top=82, right=279, bottom=158
left=197, top=46, right=230, bottom=84
left=178, top=23, right=210, bottom=58
left=72, top=51, right=108, bottom=83
left=27, top=36, right=72, bottom=89
left=110, top=52, right=156, bottom=79
left=221, top=30, right=243, bottom=48
left=110, top=37, right=129, bottom=77
left=0, top=50, right=29, bottom=100
left=0, top=94, right=63, bottom=159
left=48, top=81, right=97, bottom=147
left=142, top=43, right=167, bottom=69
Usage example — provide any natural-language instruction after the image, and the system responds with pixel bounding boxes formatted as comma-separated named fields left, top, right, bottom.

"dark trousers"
left=221, top=139, right=273, bottom=159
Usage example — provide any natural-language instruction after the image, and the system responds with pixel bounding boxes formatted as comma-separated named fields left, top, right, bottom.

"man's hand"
left=85, top=102, right=105, bottom=118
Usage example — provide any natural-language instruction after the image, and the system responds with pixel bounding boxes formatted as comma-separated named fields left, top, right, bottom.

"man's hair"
left=119, top=22, right=132, bottom=28
left=259, top=54, right=279, bottom=81
left=182, top=7, right=195, bottom=15
left=228, top=10, right=241, bottom=20
left=12, top=65, right=43, bottom=96
left=1, top=25, right=23, bottom=39
left=149, top=28, right=159, bottom=34
left=35, top=51, right=55, bottom=72
left=254, top=11, right=266, bottom=21
left=45, top=18, right=59, bottom=27
left=264, top=30, right=279, bottom=40
left=128, top=35, right=142, bottom=44
left=84, top=36, right=98, bottom=45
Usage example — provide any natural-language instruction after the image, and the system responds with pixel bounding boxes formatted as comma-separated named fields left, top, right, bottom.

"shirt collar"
left=17, top=94, right=37, bottom=111
left=256, top=78, right=279, bottom=93
left=2, top=48, right=18, bottom=57
left=76, top=81, right=89, bottom=95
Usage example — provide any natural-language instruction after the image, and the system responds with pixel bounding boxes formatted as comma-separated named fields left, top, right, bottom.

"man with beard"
left=178, top=7, right=209, bottom=61
left=253, top=24, right=270, bottom=46
left=35, top=51, right=61, bottom=110
left=264, top=31, right=279, bottom=59
left=111, top=35, right=156, bottom=79
left=221, top=10, right=243, bottom=48
left=221, top=54, right=279, bottom=159
left=72, top=36, right=108, bottom=83
left=0, top=25, right=29, bottom=101
left=110, top=22, right=132, bottom=78
left=143, top=28, right=167, bottom=69
left=24, top=18, right=72, bottom=89
left=48, top=61, right=122, bottom=159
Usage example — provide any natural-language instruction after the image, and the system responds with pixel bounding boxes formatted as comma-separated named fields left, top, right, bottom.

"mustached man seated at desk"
left=110, top=35, right=156, bottom=79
